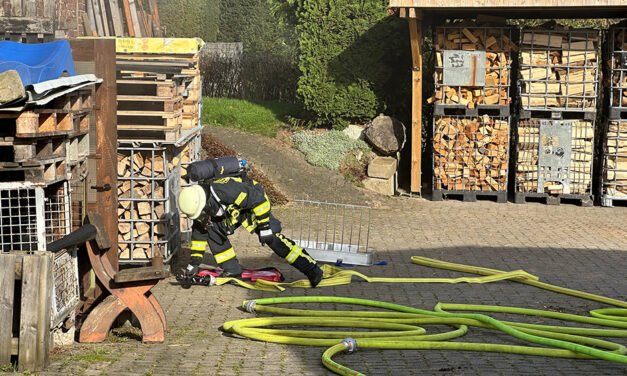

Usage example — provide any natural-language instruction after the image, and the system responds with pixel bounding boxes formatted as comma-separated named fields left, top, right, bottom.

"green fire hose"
left=220, top=257, right=627, bottom=375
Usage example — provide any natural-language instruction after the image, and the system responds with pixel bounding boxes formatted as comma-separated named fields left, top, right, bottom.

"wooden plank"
left=389, top=0, right=627, bottom=7
left=120, top=0, right=135, bottom=37
left=98, top=0, right=110, bottom=36
left=128, top=0, right=143, bottom=37
left=9, top=0, right=22, bottom=16
left=24, top=0, right=36, bottom=17
left=114, top=266, right=170, bottom=283
left=82, top=11, right=95, bottom=37
left=137, top=1, right=151, bottom=37
left=108, top=0, right=125, bottom=36
left=0, top=254, right=16, bottom=365
left=18, top=255, right=41, bottom=372
left=36, top=253, right=52, bottom=370
left=148, top=0, right=162, bottom=37
left=43, top=0, right=54, bottom=18
left=409, top=17, right=422, bottom=193
left=85, top=0, right=97, bottom=36
left=91, top=0, right=104, bottom=36
left=0, top=16, right=53, bottom=33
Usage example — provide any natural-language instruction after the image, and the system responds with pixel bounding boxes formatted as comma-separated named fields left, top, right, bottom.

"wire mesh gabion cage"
left=280, top=200, right=374, bottom=266
left=601, top=120, right=627, bottom=205
left=519, top=28, right=599, bottom=112
left=515, top=118, right=595, bottom=195
left=0, top=181, right=71, bottom=253
left=609, top=26, right=627, bottom=113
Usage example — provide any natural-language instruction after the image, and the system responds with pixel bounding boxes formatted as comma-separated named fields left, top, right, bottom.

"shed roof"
left=389, top=0, right=627, bottom=18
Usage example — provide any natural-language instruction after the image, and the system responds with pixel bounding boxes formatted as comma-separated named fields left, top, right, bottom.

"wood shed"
left=388, top=1, right=627, bottom=194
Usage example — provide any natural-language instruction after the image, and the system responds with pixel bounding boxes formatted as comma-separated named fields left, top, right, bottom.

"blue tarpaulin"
left=0, top=40, right=76, bottom=87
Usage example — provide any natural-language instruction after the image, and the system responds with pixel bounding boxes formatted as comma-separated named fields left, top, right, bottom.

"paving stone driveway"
left=42, top=127, right=627, bottom=376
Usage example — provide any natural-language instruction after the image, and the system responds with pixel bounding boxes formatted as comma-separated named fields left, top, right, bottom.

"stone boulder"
left=363, top=114, right=406, bottom=156
left=0, top=70, right=25, bottom=105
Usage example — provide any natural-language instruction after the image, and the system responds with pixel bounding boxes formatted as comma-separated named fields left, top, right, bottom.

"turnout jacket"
left=201, top=176, right=271, bottom=234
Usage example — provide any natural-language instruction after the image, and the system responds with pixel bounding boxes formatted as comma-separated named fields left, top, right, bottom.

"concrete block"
left=363, top=175, right=395, bottom=196
left=367, top=156, right=397, bottom=179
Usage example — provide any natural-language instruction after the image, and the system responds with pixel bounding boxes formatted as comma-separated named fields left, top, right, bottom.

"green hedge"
left=294, top=0, right=411, bottom=129
left=156, top=0, right=219, bottom=42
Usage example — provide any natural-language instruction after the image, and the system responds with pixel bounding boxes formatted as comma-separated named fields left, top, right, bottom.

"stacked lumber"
left=516, top=119, right=594, bottom=195
left=520, top=28, right=599, bottom=110
left=83, top=0, right=163, bottom=37
left=603, top=121, right=627, bottom=198
left=430, top=23, right=517, bottom=108
left=433, top=115, right=509, bottom=192
left=0, top=88, right=93, bottom=185
left=610, top=26, right=627, bottom=108
left=116, top=38, right=203, bottom=141
left=117, top=146, right=181, bottom=262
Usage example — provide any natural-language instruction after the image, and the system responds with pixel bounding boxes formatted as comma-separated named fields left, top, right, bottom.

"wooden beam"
left=148, top=0, right=162, bottom=36
left=408, top=17, right=422, bottom=194
left=0, top=17, right=53, bottom=33
left=128, top=0, right=143, bottom=37
left=108, top=0, right=125, bottom=36
left=120, top=0, right=135, bottom=37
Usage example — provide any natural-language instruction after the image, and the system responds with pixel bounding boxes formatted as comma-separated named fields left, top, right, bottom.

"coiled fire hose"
left=220, top=257, right=627, bottom=375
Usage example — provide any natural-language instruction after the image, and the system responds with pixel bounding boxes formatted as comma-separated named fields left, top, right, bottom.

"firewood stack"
left=433, top=115, right=509, bottom=192
left=516, top=119, right=594, bottom=196
left=520, top=27, right=599, bottom=111
left=610, top=25, right=627, bottom=110
left=117, top=145, right=181, bottom=262
left=430, top=22, right=517, bottom=109
left=602, top=121, right=627, bottom=205
left=179, top=133, right=201, bottom=232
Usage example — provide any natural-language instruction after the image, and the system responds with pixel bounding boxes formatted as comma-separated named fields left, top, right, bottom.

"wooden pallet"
left=601, top=195, right=627, bottom=207
left=0, top=109, right=90, bottom=138
left=117, top=125, right=182, bottom=143
left=117, top=79, right=178, bottom=98
left=0, top=252, right=53, bottom=372
left=513, top=192, right=593, bottom=206
left=432, top=189, right=507, bottom=203
left=0, top=160, right=66, bottom=183
left=519, top=108, right=597, bottom=120
left=117, top=95, right=183, bottom=113
left=0, top=137, right=66, bottom=163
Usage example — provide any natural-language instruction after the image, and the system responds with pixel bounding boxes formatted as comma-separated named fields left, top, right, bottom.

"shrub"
left=293, top=0, right=411, bottom=128
left=156, top=0, right=219, bottom=42
left=293, top=130, right=370, bottom=171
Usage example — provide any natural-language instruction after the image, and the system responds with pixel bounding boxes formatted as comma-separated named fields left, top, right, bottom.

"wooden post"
left=408, top=11, right=423, bottom=193
left=69, top=39, right=118, bottom=313
left=121, top=0, right=135, bottom=37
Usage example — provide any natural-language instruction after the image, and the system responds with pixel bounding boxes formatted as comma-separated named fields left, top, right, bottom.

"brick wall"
left=55, top=0, right=86, bottom=38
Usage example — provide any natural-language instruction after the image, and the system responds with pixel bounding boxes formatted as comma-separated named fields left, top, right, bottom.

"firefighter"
left=177, top=176, right=324, bottom=287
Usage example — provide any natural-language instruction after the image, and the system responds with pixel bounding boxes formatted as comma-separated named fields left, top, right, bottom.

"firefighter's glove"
left=257, top=222, right=274, bottom=245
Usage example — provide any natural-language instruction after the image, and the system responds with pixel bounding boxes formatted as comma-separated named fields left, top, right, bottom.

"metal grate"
left=45, top=182, right=71, bottom=243
left=52, top=250, right=80, bottom=327
left=117, top=143, right=180, bottom=263
left=609, top=27, right=627, bottom=111
left=516, top=118, right=594, bottom=195
left=0, top=182, right=45, bottom=253
left=180, top=133, right=202, bottom=233
left=520, top=28, right=599, bottom=112
left=434, top=25, right=515, bottom=107
left=432, top=115, right=510, bottom=192
left=602, top=120, right=627, bottom=202
left=282, top=200, right=373, bottom=266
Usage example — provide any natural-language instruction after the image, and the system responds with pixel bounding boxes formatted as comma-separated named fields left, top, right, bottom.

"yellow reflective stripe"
left=253, top=200, right=270, bottom=216
left=285, top=244, right=302, bottom=264
left=234, top=192, right=247, bottom=205
left=242, top=219, right=257, bottom=233
left=191, top=241, right=207, bottom=251
left=256, top=216, right=269, bottom=223
left=191, top=253, right=204, bottom=258
left=214, top=248, right=236, bottom=263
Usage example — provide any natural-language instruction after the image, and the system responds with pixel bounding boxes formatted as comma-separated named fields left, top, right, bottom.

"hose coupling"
left=341, top=338, right=358, bottom=354
left=244, top=300, right=257, bottom=313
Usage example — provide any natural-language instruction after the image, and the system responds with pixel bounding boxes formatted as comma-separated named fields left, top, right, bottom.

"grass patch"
left=202, top=97, right=302, bottom=138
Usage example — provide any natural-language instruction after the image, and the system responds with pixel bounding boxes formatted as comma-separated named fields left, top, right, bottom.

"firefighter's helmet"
left=178, top=185, right=206, bottom=219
